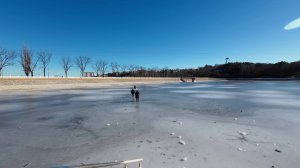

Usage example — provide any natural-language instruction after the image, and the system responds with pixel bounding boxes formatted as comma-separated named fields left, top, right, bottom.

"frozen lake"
left=1, top=80, right=300, bottom=168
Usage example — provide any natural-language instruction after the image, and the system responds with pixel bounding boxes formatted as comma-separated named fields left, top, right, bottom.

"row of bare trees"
left=0, top=47, right=51, bottom=77
left=1, top=46, right=173, bottom=78
left=60, top=56, right=108, bottom=77
left=1, top=46, right=104, bottom=77
left=1, top=46, right=171, bottom=78
left=1, top=46, right=57, bottom=77
left=63, top=56, right=146, bottom=77
left=20, top=47, right=52, bottom=77
left=0, top=48, right=17, bottom=77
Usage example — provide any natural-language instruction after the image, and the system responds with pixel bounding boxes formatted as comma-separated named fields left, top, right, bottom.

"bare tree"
left=110, top=62, right=116, bottom=74
left=120, top=64, right=128, bottom=73
left=30, top=57, right=40, bottom=77
left=133, top=65, right=141, bottom=77
left=99, top=60, right=108, bottom=77
left=38, top=51, right=52, bottom=77
left=115, top=62, right=120, bottom=75
left=110, top=62, right=120, bottom=77
left=128, top=64, right=135, bottom=76
left=162, top=66, right=169, bottom=77
left=61, top=57, right=72, bottom=78
left=116, top=63, right=120, bottom=73
left=75, top=56, right=91, bottom=77
left=20, top=47, right=31, bottom=77
left=0, top=48, right=17, bottom=77
left=20, top=47, right=40, bottom=77
left=93, top=60, right=102, bottom=77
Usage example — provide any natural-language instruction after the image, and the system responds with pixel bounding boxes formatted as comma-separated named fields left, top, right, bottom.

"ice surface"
left=1, top=80, right=300, bottom=167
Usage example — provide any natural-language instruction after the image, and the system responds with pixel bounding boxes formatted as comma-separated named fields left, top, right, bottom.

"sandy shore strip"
left=0, top=77, right=215, bottom=92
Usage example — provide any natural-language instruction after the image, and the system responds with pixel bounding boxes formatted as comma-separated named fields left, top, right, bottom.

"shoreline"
left=0, top=77, right=215, bottom=92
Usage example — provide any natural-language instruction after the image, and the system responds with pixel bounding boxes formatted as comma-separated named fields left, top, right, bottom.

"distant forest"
left=115, top=61, right=300, bottom=78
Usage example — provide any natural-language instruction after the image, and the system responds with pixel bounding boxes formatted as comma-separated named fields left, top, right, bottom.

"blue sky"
left=0, top=0, right=300, bottom=76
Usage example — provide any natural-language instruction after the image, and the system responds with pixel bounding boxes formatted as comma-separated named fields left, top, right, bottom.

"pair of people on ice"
left=131, top=85, right=139, bottom=102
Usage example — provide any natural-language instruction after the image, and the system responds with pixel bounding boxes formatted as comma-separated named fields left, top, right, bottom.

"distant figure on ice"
left=131, top=85, right=138, bottom=101
left=135, top=90, right=140, bottom=102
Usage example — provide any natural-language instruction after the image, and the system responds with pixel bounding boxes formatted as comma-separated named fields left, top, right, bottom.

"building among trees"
left=83, top=72, right=94, bottom=77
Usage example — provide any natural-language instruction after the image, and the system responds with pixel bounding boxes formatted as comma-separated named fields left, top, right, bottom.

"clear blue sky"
left=1, top=0, right=300, bottom=76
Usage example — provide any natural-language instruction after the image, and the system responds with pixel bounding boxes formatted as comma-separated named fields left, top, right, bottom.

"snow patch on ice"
left=160, top=84, right=212, bottom=89
left=247, top=90, right=298, bottom=99
left=191, top=94, right=234, bottom=99
left=249, top=98, right=300, bottom=108
left=70, top=95, right=114, bottom=101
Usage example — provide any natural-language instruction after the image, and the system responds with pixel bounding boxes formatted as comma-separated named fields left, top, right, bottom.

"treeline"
left=201, top=61, right=300, bottom=78
left=116, top=61, right=300, bottom=78
left=122, top=61, right=300, bottom=78
left=1, top=46, right=300, bottom=78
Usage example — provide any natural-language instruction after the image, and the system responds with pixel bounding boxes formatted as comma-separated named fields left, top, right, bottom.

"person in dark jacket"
left=135, top=90, right=140, bottom=102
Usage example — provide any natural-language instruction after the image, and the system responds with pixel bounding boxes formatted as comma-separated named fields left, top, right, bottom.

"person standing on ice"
left=135, top=90, right=140, bottom=102
left=131, top=85, right=137, bottom=101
